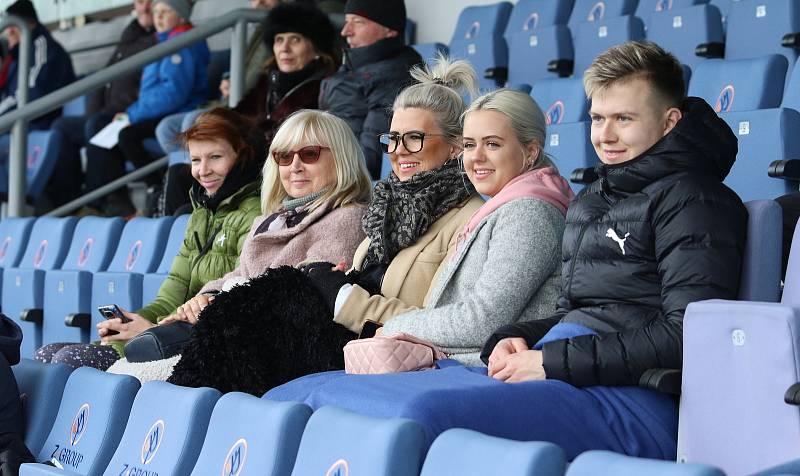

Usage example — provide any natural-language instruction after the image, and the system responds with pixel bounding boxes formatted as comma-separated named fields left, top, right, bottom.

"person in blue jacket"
left=84, top=0, right=210, bottom=216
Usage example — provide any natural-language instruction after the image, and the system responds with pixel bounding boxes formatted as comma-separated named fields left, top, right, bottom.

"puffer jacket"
left=320, top=36, right=421, bottom=178
left=137, top=180, right=261, bottom=323
left=482, top=97, right=748, bottom=387
left=126, top=24, right=210, bottom=124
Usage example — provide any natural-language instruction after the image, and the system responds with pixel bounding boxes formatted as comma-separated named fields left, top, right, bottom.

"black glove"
left=305, top=265, right=351, bottom=314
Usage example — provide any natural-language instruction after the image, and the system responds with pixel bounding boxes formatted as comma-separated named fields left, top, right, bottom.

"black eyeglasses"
left=378, top=131, right=448, bottom=154
left=272, top=146, right=328, bottom=166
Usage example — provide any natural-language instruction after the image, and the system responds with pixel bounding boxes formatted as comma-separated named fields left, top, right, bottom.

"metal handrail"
left=1, top=7, right=268, bottom=216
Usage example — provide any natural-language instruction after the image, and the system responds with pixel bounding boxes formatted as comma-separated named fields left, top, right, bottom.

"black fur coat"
left=168, top=266, right=356, bottom=396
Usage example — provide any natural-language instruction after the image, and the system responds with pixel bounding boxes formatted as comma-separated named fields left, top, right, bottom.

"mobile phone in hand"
left=98, top=304, right=131, bottom=323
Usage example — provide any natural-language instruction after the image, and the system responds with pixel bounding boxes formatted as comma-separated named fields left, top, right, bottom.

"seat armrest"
left=695, top=42, right=725, bottom=58
left=65, top=313, right=91, bottom=329
left=547, top=59, right=573, bottom=78
left=484, top=67, right=508, bottom=87
left=20, top=309, right=43, bottom=324
left=639, top=368, right=682, bottom=395
left=782, top=32, right=800, bottom=49
left=768, top=159, right=800, bottom=180
left=785, top=382, right=800, bottom=405
left=570, top=167, right=598, bottom=184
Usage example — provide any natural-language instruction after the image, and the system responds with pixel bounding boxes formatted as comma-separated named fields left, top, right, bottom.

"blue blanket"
left=264, top=324, right=678, bottom=460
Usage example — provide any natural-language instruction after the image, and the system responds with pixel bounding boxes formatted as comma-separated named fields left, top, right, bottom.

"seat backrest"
left=36, top=367, right=139, bottom=474
left=26, top=130, right=67, bottom=200
left=420, top=428, right=566, bottom=476
left=725, top=0, right=800, bottom=68
left=11, top=359, right=73, bottom=456
left=155, top=214, right=191, bottom=274
left=568, top=0, right=639, bottom=27
left=190, top=0, right=251, bottom=51
left=0, top=218, right=34, bottom=269
left=504, top=0, right=575, bottom=37
left=531, top=77, right=589, bottom=125
left=103, top=381, right=219, bottom=476
left=738, top=200, right=782, bottom=302
left=573, top=15, right=645, bottom=74
left=688, top=55, right=788, bottom=112
left=62, top=95, right=87, bottom=117
left=646, top=4, right=724, bottom=71
left=567, top=450, right=725, bottom=475
left=60, top=217, right=125, bottom=273
left=449, top=2, right=514, bottom=44
left=106, top=217, right=174, bottom=274
left=635, top=0, right=708, bottom=22
left=780, top=57, right=800, bottom=112
left=781, top=218, right=800, bottom=306
left=290, top=406, right=425, bottom=476
left=189, top=393, right=311, bottom=476
left=506, top=24, right=574, bottom=86
left=16, top=217, right=77, bottom=271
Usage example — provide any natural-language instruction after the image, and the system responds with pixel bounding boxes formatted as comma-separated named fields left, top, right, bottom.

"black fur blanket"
left=168, top=266, right=356, bottom=396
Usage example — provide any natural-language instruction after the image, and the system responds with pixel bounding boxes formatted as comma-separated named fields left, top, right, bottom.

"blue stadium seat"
left=447, top=2, right=514, bottom=90
left=506, top=24, right=573, bottom=86
left=738, top=200, right=783, bottom=302
left=20, top=367, right=139, bottom=476
left=189, top=393, right=311, bottom=476
left=572, top=15, right=646, bottom=75
left=90, top=218, right=173, bottom=335
left=0, top=217, right=35, bottom=303
left=531, top=77, right=597, bottom=192
left=568, top=0, right=639, bottom=27
left=11, top=359, right=73, bottom=456
left=3, top=218, right=78, bottom=357
left=410, top=43, right=450, bottom=69
left=504, top=0, right=574, bottom=33
left=567, top=451, right=724, bottom=475
left=646, top=4, right=724, bottom=71
left=635, top=0, right=709, bottom=25
left=142, top=214, right=190, bottom=305
left=0, top=131, right=67, bottom=201
left=42, top=217, right=124, bottom=346
left=103, top=381, right=219, bottom=476
left=780, top=55, right=800, bottom=112
left=420, top=428, right=566, bottom=476
left=725, top=0, right=800, bottom=72
left=61, top=95, right=87, bottom=118
left=688, top=55, right=788, bottom=112
left=290, top=406, right=426, bottom=476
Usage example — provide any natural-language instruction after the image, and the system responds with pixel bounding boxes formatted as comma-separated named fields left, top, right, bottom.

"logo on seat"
left=546, top=101, right=565, bottom=125
left=27, top=145, right=42, bottom=168
left=33, top=240, right=47, bottom=268
left=0, top=237, right=12, bottom=264
left=465, top=21, right=480, bottom=39
left=221, top=438, right=247, bottom=476
left=69, top=404, right=90, bottom=446
left=141, top=420, right=165, bottom=465
left=588, top=2, right=606, bottom=21
left=605, top=228, right=631, bottom=255
left=326, top=459, right=349, bottom=476
left=125, top=240, right=142, bottom=271
left=655, top=0, right=673, bottom=11
left=523, top=12, right=539, bottom=31
left=77, top=238, right=93, bottom=267
left=715, top=85, right=735, bottom=113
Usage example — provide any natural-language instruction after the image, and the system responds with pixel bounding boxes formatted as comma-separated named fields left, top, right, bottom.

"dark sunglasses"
left=272, top=146, right=328, bottom=166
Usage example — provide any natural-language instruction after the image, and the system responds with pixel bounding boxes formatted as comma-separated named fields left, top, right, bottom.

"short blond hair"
left=583, top=41, right=685, bottom=108
left=262, top=110, right=372, bottom=214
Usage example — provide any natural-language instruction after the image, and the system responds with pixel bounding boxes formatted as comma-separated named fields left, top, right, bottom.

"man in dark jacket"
left=46, top=0, right=156, bottom=208
left=320, top=0, right=421, bottom=178
left=0, top=314, right=34, bottom=473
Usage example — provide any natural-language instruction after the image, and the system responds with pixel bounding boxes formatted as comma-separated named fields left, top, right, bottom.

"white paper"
left=88, top=118, right=130, bottom=149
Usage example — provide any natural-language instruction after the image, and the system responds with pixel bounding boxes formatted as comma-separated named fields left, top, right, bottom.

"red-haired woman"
left=35, top=108, right=263, bottom=369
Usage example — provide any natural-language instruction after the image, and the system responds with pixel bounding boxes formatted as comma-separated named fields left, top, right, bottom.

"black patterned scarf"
left=361, top=160, right=476, bottom=268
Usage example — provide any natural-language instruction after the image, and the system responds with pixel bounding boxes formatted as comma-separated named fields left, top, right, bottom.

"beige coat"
left=334, top=195, right=484, bottom=333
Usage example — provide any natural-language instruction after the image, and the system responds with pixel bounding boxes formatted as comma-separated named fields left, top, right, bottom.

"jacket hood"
left=0, top=314, right=22, bottom=365
left=597, top=97, right=738, bottom=195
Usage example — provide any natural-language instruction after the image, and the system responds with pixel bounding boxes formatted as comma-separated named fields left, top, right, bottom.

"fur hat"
left=262, top=3, right=337, bottom=59
left=4, top=0, right=38, bottom=24
left=152, top=0, right=191, bottom=21
left=344, top=0, right=406, bottom=35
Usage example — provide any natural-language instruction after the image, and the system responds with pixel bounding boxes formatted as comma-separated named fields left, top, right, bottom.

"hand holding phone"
left=98, top=305, right=132, bottom=337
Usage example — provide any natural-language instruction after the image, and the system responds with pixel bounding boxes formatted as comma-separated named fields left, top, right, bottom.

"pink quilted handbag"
left=343, top=332, right=448, bottom=374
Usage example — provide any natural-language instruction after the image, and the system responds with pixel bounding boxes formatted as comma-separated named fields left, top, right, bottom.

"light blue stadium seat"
left=447, top=2, right=513, bottom=90
left=725, top=0, right=800, bottom=72
left=688, top=55, right=788, bottom=112
left=505, top=0, right=574, bottom=32
left=0, top=217, right=35, bottom=306
left=0, top=131, right=67, bottom=201
left=738, top=200, right=783, bottom=302
left=410, top=43, right=450, bottom=69
left=531, top=77, right=596, bottom=192
left=62, top=95, right=87, bottom=118
left=43, top=217, right=124, bottom=346
left=141, top=214, right=190, bottom=305
left=3, top=218, right=78, bottom=357
left=572, top=15, right=646, bottom=75
left=103, top=381, right=219, bottom=476
left=568, top=0, right=639, bottom=27
left=635, top=0, right=708, bottom=25
left=90, top=218, right=173, bottom=334
left=506, top=24, right=573, bottom=85
left=11, top=359, right=73, bottom=456
left=420, top=428, right=566, bottom=476
left=20, top=367, right=139, bottom=476
left=567, top=451, right=724, bottom=475
left=647, top=4, right=724, bottom=71
left=189, top=393, right=311, bottom=476
left=290, top=406, right=426, bottom=476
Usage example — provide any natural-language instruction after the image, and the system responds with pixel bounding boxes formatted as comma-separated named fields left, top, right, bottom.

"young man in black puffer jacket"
left=480, top=41, right=748, bottom=458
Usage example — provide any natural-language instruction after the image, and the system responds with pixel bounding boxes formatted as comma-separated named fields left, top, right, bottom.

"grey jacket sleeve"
left=381, top=199, right=565, bottom=353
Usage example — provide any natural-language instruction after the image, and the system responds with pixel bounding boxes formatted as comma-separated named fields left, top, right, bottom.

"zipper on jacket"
left=184, top=207, right=222, bottom=303
left=565, top=222, right=590, bottom=301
